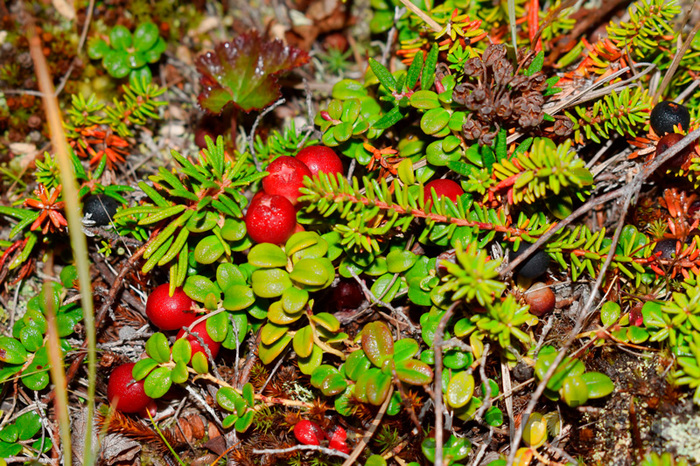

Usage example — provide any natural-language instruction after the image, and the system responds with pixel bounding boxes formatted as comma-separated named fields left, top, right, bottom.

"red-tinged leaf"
left=395, top=359, right=433, bottom=385
left=196, top=30, right=309, bottom=114
left=362, top=321, right=394, bottom=369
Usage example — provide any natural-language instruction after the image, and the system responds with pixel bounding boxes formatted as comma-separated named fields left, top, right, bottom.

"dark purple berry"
left=650, top=101, right=690, bottom=136
left=83, top=194, right=119, bottom=226
left=509, top=247, right=550, bottom=280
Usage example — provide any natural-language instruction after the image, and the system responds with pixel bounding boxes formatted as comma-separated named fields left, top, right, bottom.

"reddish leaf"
left=362, top=321, right=394, bottom=369
left=196, top=30, right=309, bottom=114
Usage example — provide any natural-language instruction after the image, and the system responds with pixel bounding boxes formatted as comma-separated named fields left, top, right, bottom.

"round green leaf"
left=365, top=455, right=388, bottom=466
left=221, top=218, right=247, bottom=241
left=19, top=326, right=43, bottom=353
left=386, top=249, right=417, bottom=274
left=248, top=243, right=288, bottom=268
left=320, top=372, right=348, bottom=396
left=133, top=21, right=160, bottom=51
left=87, top=37, right=110, bottom=59
left=446, top=371, right=475, bottom=409
left=311, top=365, right=339, bottom=388
left=281, top=286, right=309, bottom=314
left=410, top=90, right=440, bottom=109
left=251, top=269, right=292, bottom=298
left=235, top=411, right=255, bottom=433
left=365, top=369, right=392, bottom=405
left=184, top=275, right=220, bottom=303
left=217, top=263, right=246, bottom=289
left=581, top=372, right=614, bottom=399
left=370, top=273, right=402, bottom=303
left=194, top=235, right=226, bottom=265
left=216, top=386, right=243, bottom=412
left=522, top=413, right=547, bottom=447
left=560, top=374, right=589, bottom=407
left=223, top=284, right=255, bottom=311
left=344, top=350, right=372, bottom=381
left=16, top=412, right=42, bottom=441
left=290, top=258, right=331, bottom=287
left=171, top=360, right=189, bottom=384
left=206, top=311, right=230, bottom=343
left=144, top=367, right=172, bottom=398
left=267, top=300, right=303, bottom=325
left=261, top=322, right=288, bottom=345
left=132, top=358, right=159, bottom=380
left=109, top=25, right=132, bottom=50
left=127, top=52, right=147, bottom=69
left=311, top=313, right=340, bottom=332
left=420, top=108, right=450, bottom=135
left=393, top=338, right=419, bottom=362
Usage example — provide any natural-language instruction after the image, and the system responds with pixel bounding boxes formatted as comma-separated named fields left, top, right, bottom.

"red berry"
left=245, top=193, right=297, bottom=245
left=296, top=146, right=344, bottom=178
left=262, top=156, right=312, bottom=206
left=326, top=425, right=347, bottom=443
left=656, top=133, right=693, bottom=170
left=424, top=179, right=464, bottom=206
left=329, top=438, right=350, bottom=454
left=146, top=284, right=197, bottom=331
left=294, top=420, right=325, bottom=446
left=523, top=282, right=555, bottom=317
left=176, top=320, right=221, bottom=362
left=332, top=280, right=364, bottom=311
left=107, top=363, right=154, bottom=414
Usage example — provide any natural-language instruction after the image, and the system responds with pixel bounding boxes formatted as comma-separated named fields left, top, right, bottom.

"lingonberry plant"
left=4, top=0, right=700, bottom=464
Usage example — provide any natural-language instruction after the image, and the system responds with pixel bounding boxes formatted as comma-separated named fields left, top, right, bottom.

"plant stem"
left=29, top=24, right=97, bottom=466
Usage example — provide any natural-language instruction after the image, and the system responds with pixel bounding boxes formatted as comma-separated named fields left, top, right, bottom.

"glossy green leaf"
left=267, top=300, right=303, bottom=325
left=446, top=371, right=474, bottom=409
left=0, top=336, right=27, bottom=364
left=223, top=284, right=255, bottom=311
left=260, top=322, right=287, bottom=345
left=221, top=218, right=247, bottom=241
left=522, top=412, right=547, bottom=447
left=393, top=338, right=419, bottom=362
left=581, top=372, right=614, bottom=399
left=217, top=387, right=243, bottom=412
left=194, top=235, right=226, bottom=264
left=192, top=352, right=209, bottom=374
left=420, top=108, right=450, bottom=135
left=206, top=312, right=229, bottom=343
left=365, top=454, right=387, bottom=466
left=560, top=374, right=589, bottom=407
left=146, top=333, right=171, bottom=363
left=144, top=367, right=172, bottom=398
left=293, top=325, right=314, bottom=358
left=259, top=334, right=292, bottom=364
left=248, top=243, right=288, bottom=268
left=132, top=358, right=159, bottom=380
left=103, top=50, right=131, bottom=78
left=184, top=275, right=220, bottom=303
left=171, top=360, right=189, bottom=384
left=251, top=269, right=292, bottom=298
left=345, top=350, right=372, bottom=381
left=298, top=344, right=323, bottom=375
left=281, top=286, right=309, bottom=314
left=365, top=369, right=392, bottom=405
left=600, top=302, right=621, bottom=327
left=16, top=411, right=41, bottom=441
left=171, top=338, right=192, bottom=364
left=290, top=258, right=331, bottom=287
left=235, top=411, right=255, bottom=432
left=386, top=249, right=418, bottom=273
left=133, top=21, right=160, bottom=52
left=109, top=25, right=132, bottom=50
left=311, top=312, right=340, bottom=332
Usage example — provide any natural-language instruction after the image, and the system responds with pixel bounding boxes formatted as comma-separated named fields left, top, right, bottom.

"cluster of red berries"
left=244, top=146, right=344, bottom=245
left=107, top=284, right=218, bottom=414
left=294, top=420, right=349, bottom=454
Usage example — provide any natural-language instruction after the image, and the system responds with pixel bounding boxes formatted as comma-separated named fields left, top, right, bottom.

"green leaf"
left=103, top=50, right=131, bottom=78
left=172, top=338, right=192, bottom=364
left=362, top=321, right=394, bottom=368
left=395, top=359, right=433, bottom=385
left=109, top=25, right=132, bottom=50
left=365, top=369, right=392, bottom=405
left=248, top=243, right=288, bottom=268
left=251, top=269, right=292, bottom=298
left=298, top=344, right=323, bottom=375
left=206, top=312, right=230, bottom=342
left=171, top=360, right=189, bottom=384
left=290, top=258, right=331, bottom=287
left=133, top=22, right=160, bottom=52
left=421, top=108, right=450, bottom=135
left=194, top=235, right=226, bottom=264
left=16, top=411, right=41, bottom=441
left=0, top=337, right=27, bottom=364
left=242, top=382, right=255, bottom=406
left=366, top=454, right=388, bottom=466
left=87, top=37, right=110, bottom=59
left=393, top=338, right=419, bottom=362
left=446, top=371, right=474, bottom=409
left=192, top=352, right=209, bottom=374
left=281, top=286, right=309, bottom=314
left=310, top=312, right=340, bottom=332
left=525, top=51, right=544, bottom=76
left=421, top=45, right=438, bottom=91
left=184, top=275, right=220, bottom=303
left=146, top=333, right=171, bottom=363
left=344, top=350, right=372, bottom=381
left=368, top=57, right=396, bottom=91
left=223, top=284, right=255, bottom=311
left=386, top=249, right=417, bottom=273
left=601, top=302, right=621, bottom=327
left=410, top=90, right=440, bottom=109
left=320, top=372, right=348, bottom=396
left=259, top=334, right=292, bottom=364
left=144, top=367, right=172, bottom=398
left=293, top=325, right=314, bottom=358
left=560, top=374, right=589, bottom=407
left=132, top=358, right=159, bottom=380
left=581, top=372, right=614, bottom=398
left=267, top=300, right=304, bottom=325
left=332, top=79, right=367, bottom=99
left=216, top=386, right=243, bottom=412
left=372, top=106, right=404, bottom=130
left=235, top=411, right=255, bottom=432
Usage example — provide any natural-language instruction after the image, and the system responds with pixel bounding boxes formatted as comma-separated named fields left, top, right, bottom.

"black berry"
left=83, top=194, right=119, bottom=226
left=509, top=247, right=550, bottom=280
left=650, top=101, right=690, bottom=136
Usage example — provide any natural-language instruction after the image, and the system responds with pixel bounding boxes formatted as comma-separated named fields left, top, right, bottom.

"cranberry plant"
left=4, top=0, right=700, bottom=464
